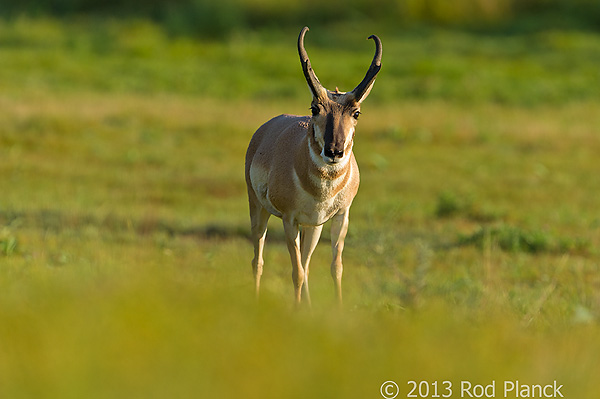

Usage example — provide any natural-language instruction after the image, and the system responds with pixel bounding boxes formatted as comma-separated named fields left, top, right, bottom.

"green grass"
left=1, top=17, right=600, bottom=398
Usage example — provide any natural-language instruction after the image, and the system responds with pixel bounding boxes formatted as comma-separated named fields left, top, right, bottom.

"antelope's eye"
left=352, top=111, right=361, bottom=119
left=310, top=106, right=320, bottom=116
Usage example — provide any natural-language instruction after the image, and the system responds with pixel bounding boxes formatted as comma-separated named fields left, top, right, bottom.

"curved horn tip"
left=367, top=34, right=382, bottom=65
left=299, top=26, right=309, bottom=39
left=298, top=27, right=310, bottom=53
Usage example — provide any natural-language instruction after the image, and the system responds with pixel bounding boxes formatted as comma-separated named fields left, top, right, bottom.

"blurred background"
left=3, top=0, right=600, bottom=37
left=2, top=0, right=600, bottom=104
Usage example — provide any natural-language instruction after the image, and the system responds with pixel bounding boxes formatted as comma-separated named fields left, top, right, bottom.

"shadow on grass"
left=0, top=208, right=263, bottom=242
left=0, top=208, right=358, bottom=246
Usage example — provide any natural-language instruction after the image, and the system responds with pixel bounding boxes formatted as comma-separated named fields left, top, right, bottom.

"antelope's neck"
left=293, top=128, right=353, bottom=200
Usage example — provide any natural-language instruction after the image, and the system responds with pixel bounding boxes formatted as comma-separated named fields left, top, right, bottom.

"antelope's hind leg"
left=250, top=202, right=270, bottom=298
left=300, top=224, right=323, bottom=306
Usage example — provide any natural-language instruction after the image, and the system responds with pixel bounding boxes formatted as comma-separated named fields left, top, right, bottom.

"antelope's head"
left=298, top=26, right=382, bottom=165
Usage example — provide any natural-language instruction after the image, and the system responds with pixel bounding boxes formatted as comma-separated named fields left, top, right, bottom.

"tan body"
left=246, top=115, right=359, bottom=303
left=245, top=27, right=381, bottom=304
left=247, top=115, right=359, bottom=225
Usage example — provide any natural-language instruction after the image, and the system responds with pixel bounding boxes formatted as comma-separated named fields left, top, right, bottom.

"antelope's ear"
left=351, top=34, right=382, bottom=104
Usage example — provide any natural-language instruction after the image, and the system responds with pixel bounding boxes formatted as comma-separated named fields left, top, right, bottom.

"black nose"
left=324, top=148, right=344, bottom=159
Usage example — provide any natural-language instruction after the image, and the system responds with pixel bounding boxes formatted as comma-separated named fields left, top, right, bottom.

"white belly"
left=249, top=163, right=282, bottom=217
left=249, top=157, right=355, bottom=226
left=293, top=195, right=340, bottom=226
left=290, top=168, right=343, bottom=225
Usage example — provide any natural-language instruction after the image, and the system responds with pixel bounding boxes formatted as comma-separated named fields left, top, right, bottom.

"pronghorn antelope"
left=245, top=26, right=382, bottom=305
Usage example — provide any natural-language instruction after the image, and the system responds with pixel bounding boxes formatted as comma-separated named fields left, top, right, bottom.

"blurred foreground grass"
left=1, top=17, right=600, bottom=398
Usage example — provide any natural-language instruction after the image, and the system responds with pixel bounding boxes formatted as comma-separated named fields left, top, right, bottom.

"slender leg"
left=330, top=210, right=350, bottom=305
left=300, top=224, right=323, bottom=307
left=250, top=203, right=270, bottom=299
left=283, top=217, right=303, bottom=304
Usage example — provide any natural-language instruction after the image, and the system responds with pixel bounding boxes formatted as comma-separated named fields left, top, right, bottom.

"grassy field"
left=1, top=16, right=600, bottom=398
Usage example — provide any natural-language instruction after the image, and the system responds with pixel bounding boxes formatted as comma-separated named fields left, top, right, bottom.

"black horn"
left=298, top=27, right=327, bottom=101
left=351, top=34, right=382, bottom=103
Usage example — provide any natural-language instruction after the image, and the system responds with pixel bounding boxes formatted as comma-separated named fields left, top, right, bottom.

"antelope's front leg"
left=283, top=217, right=304, bottom=304
left=330, top=210, right=350, bottom=305
left=300, top=224, right=323, bottom=307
